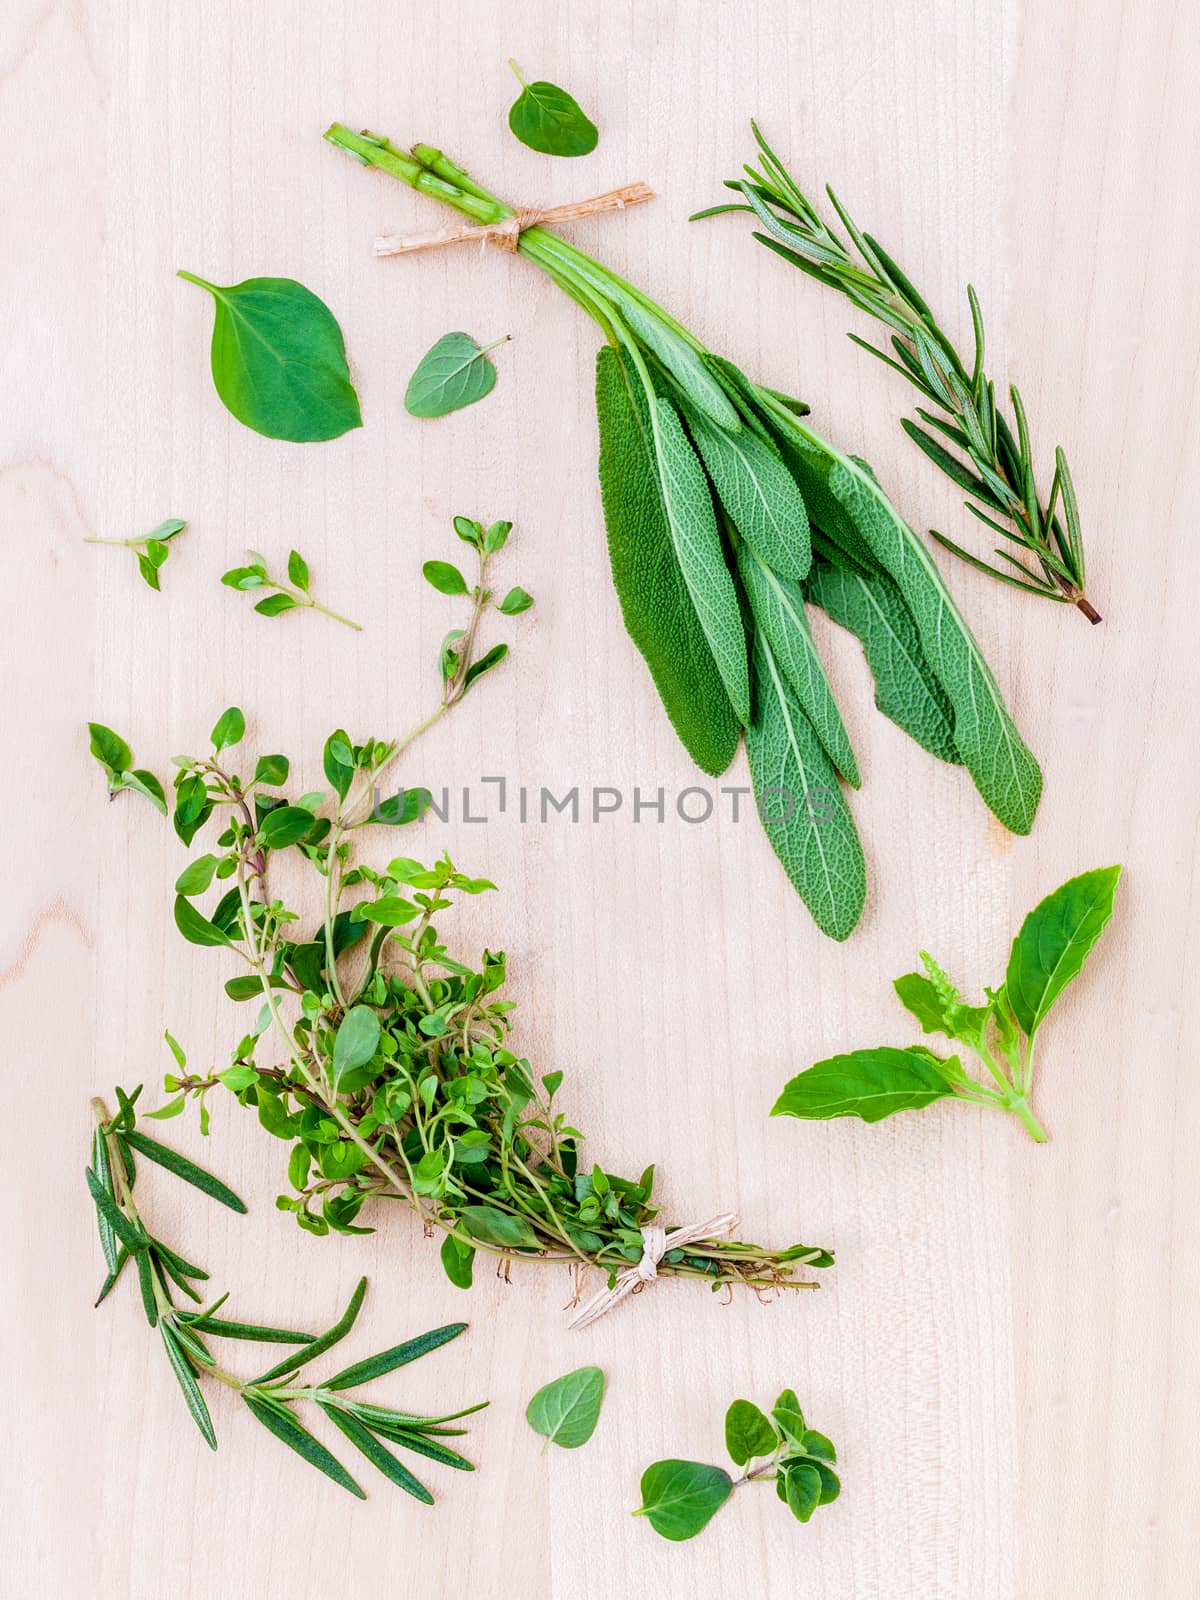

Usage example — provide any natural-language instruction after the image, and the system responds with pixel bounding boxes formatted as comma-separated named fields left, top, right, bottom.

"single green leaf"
left=181, top=1312, right=313, bottom=1344
left=258, top=805, right=318, bottom=848
left=497, top=586, right=534, bottom=615
left=88, top=721, right=132, bottom=774
left=325, top=1322, right=468, bottom=1392
left=507, top=63, right=598, bottom=157
left=332, top=1007, right=381, bottom=1090
left=89, top=1131, right=119, bottom=1273
left=594, top=346, right=738, bottom=776
left=254, top=753, right=290, bottom=786
left=123, top=1129, right=248, bottom=1213
left=459, top=1204, right=539, bottom=1249
left=287, top=549, right=310, bottom=592
left=173, top=895, right=234, bottom=949
left=323, top=728, right=354, bottom=801
left=739, top=543, right=859, bottom=785
left=440, top=1235, right=475, bottom=1290
left=634, top=1460, right=733, bottom=1542
left=224, top=974, right=290, bottom=1001
left=160, top=1325, right=218, bottom=1449
left=463, top=642, right=507, bottom=691
left=405, top=332, right=507, bottom=419
left=684, top=397, right=811, bottom=579
left=525, top=1366, right=605, bottom=1450
left=1005, top=866, right=1122, bottom=1036
left=251, top=1276, right=368, bottom=1384
left=145, top=1095, right=186, bottom=1120
left=242, top=1395, right=365, bottom=1497
left=724, top=1398, right=777, bottom=1466
left=652, top=395, right=751, bottom=724
left=783, top=1459, right=823, bottom=1522
left=254, top=593, right=298, bottom=618
left=771, top=1389, right=805, bottom=1445
left=805, top=558, right=960, bottom=764
left=354, top=897, right=420, bottom=927
left=210, top=706, right=245, bottom=752
left=85, top=1166, right=143, bottom=1253
left=801, top=1428, right=837, bottom=1463
left=175, top=853, right=219, bottom=896
left=318, top=1402, right=434, bottom=1502
left=772, top=1046, right=958, bottom=1123
left=136, top=551, right=161, bottom=589
left=119, top=769, right=168, bottom=814
left=746, top=632, right=866, bottom=940
left=422, top=559, right=469, bottom=596
left=178, top=271, right=362, bottom=442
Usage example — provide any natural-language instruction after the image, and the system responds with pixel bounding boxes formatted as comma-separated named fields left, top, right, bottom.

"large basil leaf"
left=772, top=1046, right=958, bottom=1122
left=1005, top=865, right=1121, bottom=1036
left=178, top=272, right=362, bottom=442
left=634, top=1460, right=733, bottom=1541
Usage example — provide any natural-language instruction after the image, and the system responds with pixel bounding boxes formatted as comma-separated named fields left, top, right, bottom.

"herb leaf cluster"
left=222, top=547, right=362, bottom=630
left=325, top=126, right=1043, bottom=942
left=87, top=1086, right=484, bottom=1501
left=773, top=866, right=1122, bottom=1141
left=700, top=125, right=1099, bottom=620
left=635, top=1390, right=839, bottom=1541
left=83, top=518, right=187, bottom=590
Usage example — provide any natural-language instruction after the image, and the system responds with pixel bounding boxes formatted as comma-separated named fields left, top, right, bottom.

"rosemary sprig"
left=697, top=123, right=1100, bottom=623
left=88, top=1087, right=485, bottom=1501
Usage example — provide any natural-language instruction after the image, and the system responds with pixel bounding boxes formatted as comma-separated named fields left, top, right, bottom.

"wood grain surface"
left=3, top=2, right=1197, bottom=1595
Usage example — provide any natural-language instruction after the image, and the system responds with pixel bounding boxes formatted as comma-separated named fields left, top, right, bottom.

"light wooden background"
left=3, top=2, right=1197, bottom=1595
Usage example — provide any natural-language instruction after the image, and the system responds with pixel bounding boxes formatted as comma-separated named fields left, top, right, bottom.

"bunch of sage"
left=325, top=125, right=1042, bottom=941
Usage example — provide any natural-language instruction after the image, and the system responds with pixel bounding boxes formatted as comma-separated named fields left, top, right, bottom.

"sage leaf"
left=805, top=558, right=960, bottom=765
left=745, top=633, right=866, bottom=941
left=177, top=271, right=362, bottom=442
left=634, top=1460, right=733, bottom=1542
left=769, top=411, right=1041, bottom=831
left=652, top=394, right=751, bottom=724
left=772, top=1046, right=958, bottom=1123
left=1005, top=865, right=1121, bottom=1036
left=507, top=62, right=598, bottom=157
left=595, top=346, right=738, bottom=775
left=684, top=397, right=811, bottom=579
left=332, top=1007, right=381, bottom=1090
left=724, top=1398, right=777, bottom=1466
left=404, top=332, right=509, bottom=419
left=738, top=543, right=859, bottom=786
left=525, top=1365, right=605, bottom=1451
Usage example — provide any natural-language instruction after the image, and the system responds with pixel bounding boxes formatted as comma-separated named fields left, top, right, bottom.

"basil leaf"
left=525, top=1366, right=605, bottom=1450
left=746, top=632, right=866, bottom=941
left=332, top=1007, right=381, bottom=1090
left=772, top=1046, right=958, bottom=1123
left=507, top=64, right=598, bottom=157
left=404, top=332, right=507, bottom=419
left=1005, top=865, right=1121, bottom=1037
left=594, top=346, right=738, bottom=777
left=893, top=973, right=988, bottom=1044
left=724, top=1399, right=777, bottom=1466
left=805, top=557, right=961, bottom=765
left=178, top=272, right=362, bottom=442
left=739, top=543, right=859, bottom=786
left=634, top=1460, right=733, bottom=1542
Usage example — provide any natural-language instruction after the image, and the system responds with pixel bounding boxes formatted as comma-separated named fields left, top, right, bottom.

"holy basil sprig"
left=773, top=866, right=1122, bottom=1141
left=88, top=1088, right=484, bottom=1501
left=84, top=517, right=186, bottom=590
left=699, top=124, right=1100, bottom=621
left=634, top=1390, right=839, bottom=1542
left=222, top=547, right=362, bottom=630
left=324, top=124, right=1042, bottom=943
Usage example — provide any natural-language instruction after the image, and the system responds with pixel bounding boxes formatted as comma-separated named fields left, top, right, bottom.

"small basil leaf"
left=1005, top=865, right=1122, bottom=1037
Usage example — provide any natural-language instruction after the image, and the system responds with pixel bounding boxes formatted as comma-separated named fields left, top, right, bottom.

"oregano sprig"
left=87, top=1087, right=485, bottom=1501
left=699, top=124, right=1100, bottom=621
left=84, top=517, right=186, bottom=591
left=222, top=547, right=362, bottom=630
left=87, top=722, right=167, bottom=814
left=634, top=1390, right=839, bottom=1541
left=773, top=866, right=1122, bottom=1141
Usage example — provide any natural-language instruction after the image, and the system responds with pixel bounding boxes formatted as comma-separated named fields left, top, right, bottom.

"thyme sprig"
left=698, top=124, right=1100, bottom=622
left=88, top=1088, right=485, bottom=1501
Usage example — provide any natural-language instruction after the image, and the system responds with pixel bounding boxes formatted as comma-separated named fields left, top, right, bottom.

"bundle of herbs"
left=325, top=125, right=1042, bottom=942
left=96, top=517, right=830, bottom=1313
